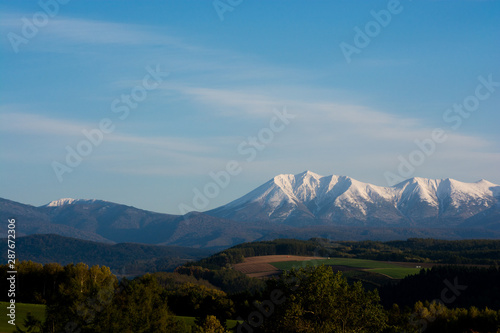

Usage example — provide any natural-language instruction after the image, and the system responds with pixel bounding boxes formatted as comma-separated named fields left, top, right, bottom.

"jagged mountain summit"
left=207, top=171, right=500, bottom=228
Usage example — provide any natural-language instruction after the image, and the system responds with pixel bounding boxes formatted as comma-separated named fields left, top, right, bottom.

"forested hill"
left=2, top=234, right=213, bottom=275
left=190, top=238, right=500, bottom=269
left=5, top=235, right=500, bottom=276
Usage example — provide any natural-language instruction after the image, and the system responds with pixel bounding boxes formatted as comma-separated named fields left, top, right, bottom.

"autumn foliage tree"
left=260, top=265, right=387, bottom=333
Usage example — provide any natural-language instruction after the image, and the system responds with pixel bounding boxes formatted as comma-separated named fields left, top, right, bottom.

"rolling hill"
left=1, top=234, right=213, bottom=275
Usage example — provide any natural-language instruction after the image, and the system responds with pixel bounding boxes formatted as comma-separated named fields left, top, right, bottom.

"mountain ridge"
left=207, top=171, right=500, bottom=228
left=0, top=197, right=276, bottom=248
left=1, top=171, right=499, bottom=248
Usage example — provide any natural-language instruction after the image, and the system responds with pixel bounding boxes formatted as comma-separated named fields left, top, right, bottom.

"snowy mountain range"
left=208, top=171, right=500, bottom=228
left=1, top=171, right=499, bottom=248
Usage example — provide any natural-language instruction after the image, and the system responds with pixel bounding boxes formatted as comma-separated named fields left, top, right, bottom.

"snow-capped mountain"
left=2, top=170, right=500, bottom=249
left=0, top=197, right=276, bottom=248
left=44, top=198, right=103, bottom=207
left=207, top=171, right=500, bottom=228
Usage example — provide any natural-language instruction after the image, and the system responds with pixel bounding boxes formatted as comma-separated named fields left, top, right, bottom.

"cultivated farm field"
left=233, top=255, right=323, bottom=278
left=233, top=255, right=433, bottom=280
left=270, top=257, right=425, bottom=279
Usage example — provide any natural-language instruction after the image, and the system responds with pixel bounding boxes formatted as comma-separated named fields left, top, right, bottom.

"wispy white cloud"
left=46, top=19, right=174, bottom=46
left=108, top=134, right=217, bottom=154
left=0, top=111, right=87, bottom=136
left=1, top=12, right=498, bottom=184
left=167, top=85, right=282, bottom=118
left=0, top=13, right=186, bottom=49
left=0, top=111, right=218, bottom=156
left=161, top=82, right=416, bottom=126
left=144, top=81, right=500, bottom=186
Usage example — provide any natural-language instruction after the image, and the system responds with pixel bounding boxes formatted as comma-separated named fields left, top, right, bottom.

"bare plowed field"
left=233, top=255, right=323, bottom=278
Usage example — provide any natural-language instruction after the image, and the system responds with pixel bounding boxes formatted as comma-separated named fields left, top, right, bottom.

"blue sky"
left=1, top=0, right=499, bottom=214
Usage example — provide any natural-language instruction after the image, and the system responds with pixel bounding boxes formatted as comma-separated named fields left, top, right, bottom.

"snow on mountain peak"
left=208, top=171, right=500, bottom=226
left=44, top=198, right=101, bottom=207
left=45, top=198, right=78, bottom=207
left=297, top=170, right=323, bottom=179
left=271, top=171, right=325, bottom=203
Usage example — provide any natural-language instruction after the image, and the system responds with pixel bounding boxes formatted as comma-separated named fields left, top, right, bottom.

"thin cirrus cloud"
left=2, top=12, right=498, bottom=185
left=157, top=83, right=499, bottom=176
left=162, top=82, right=418, bottom=128
left=166, top=85, right=282, bottom=118
left=1, top=62, right=496, bottom=184
left=0, top=111, right=86, bottom=136
left=0, top=111, right=217, bottom=157
left=0, top=14, right=182, bottom=49
left=1, top=13, right=308, bottom=96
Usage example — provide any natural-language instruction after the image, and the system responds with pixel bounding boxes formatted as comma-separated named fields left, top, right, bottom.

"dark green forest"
left=191, top=237, right=500, bottom=269
left=2, top=238, right=500, bottom=332
left=1, top=234, right=213, bottom=275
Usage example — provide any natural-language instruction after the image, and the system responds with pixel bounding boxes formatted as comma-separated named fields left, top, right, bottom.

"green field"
left=0, top=302, right=241, bottom=333
left=270, top=257, right=421, bottom=279
left=368, top=267, right=420, bottom=279
left=0, top=302, right=45, bottom=333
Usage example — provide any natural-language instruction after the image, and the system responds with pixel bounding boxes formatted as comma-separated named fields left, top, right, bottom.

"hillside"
left=0, top=198, right=275, bottom=248
left=1, top=234, right=213, bottom=275
left=189, top=238, right=500, bottom=270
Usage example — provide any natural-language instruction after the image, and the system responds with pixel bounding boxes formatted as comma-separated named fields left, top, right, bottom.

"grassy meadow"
left=0, top=302, right=241, bottom=333
left=0, top=302, right=45, bottom=333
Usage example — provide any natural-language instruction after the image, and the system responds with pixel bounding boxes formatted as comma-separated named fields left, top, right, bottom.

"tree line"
left=3, top=237, right=500, bottom=332
left=190, top=238, right=500, bottom=269
left=1, top=234, right=211, bottom=276
left=2, top=261, right=500, bottom=332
